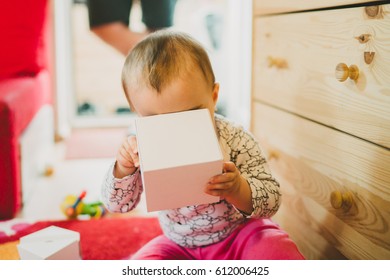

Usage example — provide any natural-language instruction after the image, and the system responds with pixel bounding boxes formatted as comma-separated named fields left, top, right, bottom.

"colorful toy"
left=60, top=191, right=106, bottom=219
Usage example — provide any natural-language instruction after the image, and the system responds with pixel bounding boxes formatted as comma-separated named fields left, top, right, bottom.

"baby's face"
left=128, top=70, right=219, bottom=118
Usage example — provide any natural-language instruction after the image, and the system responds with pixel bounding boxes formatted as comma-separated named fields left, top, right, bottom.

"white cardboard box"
left=17, top=226, right=81, bottom=260
left=135, top=109, right=223, bottom=212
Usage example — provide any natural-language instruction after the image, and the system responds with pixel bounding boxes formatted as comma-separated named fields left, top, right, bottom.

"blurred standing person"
left=87, top=0, right=177, bottom=55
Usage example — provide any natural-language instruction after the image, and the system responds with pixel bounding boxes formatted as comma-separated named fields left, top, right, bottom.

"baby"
left=102, top=30, right=304, bottom=260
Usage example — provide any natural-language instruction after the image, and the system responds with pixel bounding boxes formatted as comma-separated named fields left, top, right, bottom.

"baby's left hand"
left=205, top=162, right=244, bottom=200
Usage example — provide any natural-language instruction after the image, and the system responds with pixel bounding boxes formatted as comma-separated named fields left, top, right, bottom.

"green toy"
left=60, top=191, right=106, bottom=219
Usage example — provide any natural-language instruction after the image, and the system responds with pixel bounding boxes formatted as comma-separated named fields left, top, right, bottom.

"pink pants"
left=131, top=218, right=305, bottom=260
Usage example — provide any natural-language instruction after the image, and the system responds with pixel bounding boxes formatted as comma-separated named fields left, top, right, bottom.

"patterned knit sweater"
left=101, top=114, right=281, bottom=248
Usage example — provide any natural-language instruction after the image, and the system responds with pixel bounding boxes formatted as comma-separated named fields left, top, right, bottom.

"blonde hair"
left=121, top=30, right=215, bottom=98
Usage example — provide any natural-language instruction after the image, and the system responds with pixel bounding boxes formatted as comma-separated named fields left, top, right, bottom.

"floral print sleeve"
left=101, top=163, right=143, bottom=213
left=215, top=114, right=281, bottom=219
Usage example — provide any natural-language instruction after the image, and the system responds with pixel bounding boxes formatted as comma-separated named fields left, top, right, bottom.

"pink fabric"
left=131, top=218, right=305, bottom=260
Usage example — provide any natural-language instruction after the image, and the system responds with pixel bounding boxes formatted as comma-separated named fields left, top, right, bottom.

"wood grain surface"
left=251, top=102, right=390, bottom=259
left=252, top=4, right=390, bottom=148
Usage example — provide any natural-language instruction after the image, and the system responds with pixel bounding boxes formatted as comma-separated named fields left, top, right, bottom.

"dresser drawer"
left=252, top=4, right=390, bottom=148
left=253, top=0, right=379, bottom=16
left=252, top=102, right=390, bottom=259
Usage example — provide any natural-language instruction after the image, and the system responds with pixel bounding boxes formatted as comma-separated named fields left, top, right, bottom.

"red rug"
left=0, top=217, right=162, bottom=260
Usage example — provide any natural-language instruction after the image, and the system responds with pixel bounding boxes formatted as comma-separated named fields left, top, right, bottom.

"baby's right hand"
left=114, top=135, right=139, bottom=178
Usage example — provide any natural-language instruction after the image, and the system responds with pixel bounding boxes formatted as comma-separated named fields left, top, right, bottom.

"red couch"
left=0, top=0, right=53, bottom=220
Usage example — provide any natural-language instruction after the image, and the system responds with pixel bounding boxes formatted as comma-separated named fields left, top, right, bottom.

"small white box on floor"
left=135, top=109, right=223, bottom=212
left=17, top=226, right=81, bottom=260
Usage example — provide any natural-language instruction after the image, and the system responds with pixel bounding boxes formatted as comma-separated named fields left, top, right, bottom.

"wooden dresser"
left=250, top=0, right=390, bottom=259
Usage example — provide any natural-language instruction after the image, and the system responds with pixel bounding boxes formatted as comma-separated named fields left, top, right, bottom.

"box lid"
left=19, top=226, right=80, bottom=243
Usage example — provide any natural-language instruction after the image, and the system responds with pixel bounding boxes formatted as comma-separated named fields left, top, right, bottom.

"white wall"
left=53, top=0, right=74, bottom=138
left=174, top=0, right=252, bottom=128
left=224, top=0, right=252, bottom=129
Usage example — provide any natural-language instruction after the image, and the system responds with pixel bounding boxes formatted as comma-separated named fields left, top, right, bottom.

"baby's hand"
left=114, top=135, right=139, bottom=178
left=205, top=162, right=253, bottom=214
left=205, top=162, right=242, bottom=199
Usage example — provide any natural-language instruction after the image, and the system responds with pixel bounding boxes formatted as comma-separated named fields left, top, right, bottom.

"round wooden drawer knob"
left=348, top=65, right=359, bottom=81
left=335, top=63, right=360, bottom=82
left=330, top=190, right=354, bottom=211
left=365, top=6, right=381, bottom=18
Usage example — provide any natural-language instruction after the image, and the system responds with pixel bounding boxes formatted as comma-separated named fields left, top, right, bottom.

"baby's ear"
left=212, top=83, right=220, bottom=104
left=127, top=97, right=136, bottom=113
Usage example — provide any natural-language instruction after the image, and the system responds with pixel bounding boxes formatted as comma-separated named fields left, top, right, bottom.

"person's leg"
left=140, top=0, right=177, bottom=30
left=201, top=219, right=305, bottom=260
left=87, top=0, right=147, bottom=55
left=130, top=234, right=196, bottom=260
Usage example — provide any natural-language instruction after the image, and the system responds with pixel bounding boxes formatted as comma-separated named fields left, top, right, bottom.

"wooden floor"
left=14, top=138, right=153, bottom=222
